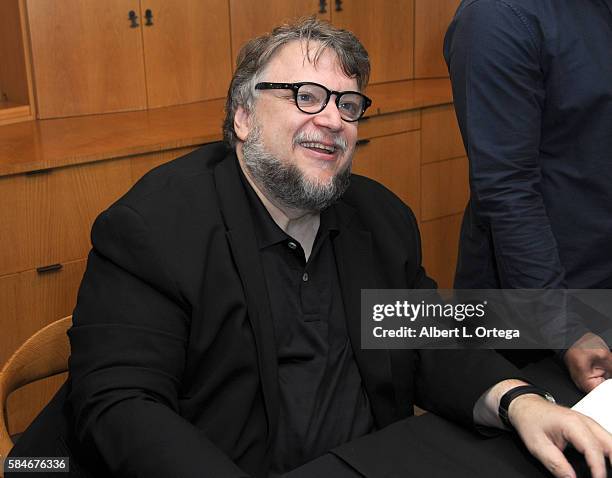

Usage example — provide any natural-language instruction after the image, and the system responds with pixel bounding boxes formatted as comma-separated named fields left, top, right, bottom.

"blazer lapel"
left=332, top=204, right=397, bottom=428
left=213, top=154, right=279, bottom=448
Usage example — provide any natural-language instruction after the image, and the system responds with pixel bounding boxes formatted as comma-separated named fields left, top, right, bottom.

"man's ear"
left=234, top=106, right=251, bottom=142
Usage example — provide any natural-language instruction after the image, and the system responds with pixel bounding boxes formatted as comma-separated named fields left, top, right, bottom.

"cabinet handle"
left=145, top=9, right=153, bottom=26
left=318, top=0, right=327, bottom=13
left=25, top=168, right=52, bottom=176
left=128, top=10, right=139, bottom=28
left=36, top=263, right=63, bottom=274
left=335, top=0, right=343, bottom=12
left=356, top=139, right=371, bottom=147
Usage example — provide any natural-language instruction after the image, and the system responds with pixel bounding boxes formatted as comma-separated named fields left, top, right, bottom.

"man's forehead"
left=263, top=40, right=357, bottom=88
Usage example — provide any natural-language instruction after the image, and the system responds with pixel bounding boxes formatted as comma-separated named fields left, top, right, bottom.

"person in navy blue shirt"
left=445, top=0, right=612, bottom=393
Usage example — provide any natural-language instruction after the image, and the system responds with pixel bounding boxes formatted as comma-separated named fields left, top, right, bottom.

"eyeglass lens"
left=296, top=84, right=364, bottom=120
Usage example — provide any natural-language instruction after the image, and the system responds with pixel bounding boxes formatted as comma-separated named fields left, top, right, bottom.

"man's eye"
left=297, top=93, right=316, bottom=104
left=339, top=101, right=359, bottom=115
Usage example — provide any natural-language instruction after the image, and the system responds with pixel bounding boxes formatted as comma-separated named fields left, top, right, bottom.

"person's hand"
left=564, top=332, right=612, bottom=393
left=509, top=394, right=612, bottom=478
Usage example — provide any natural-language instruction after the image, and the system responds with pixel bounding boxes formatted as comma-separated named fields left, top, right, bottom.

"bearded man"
left=8, top=17, right=611, bottom=478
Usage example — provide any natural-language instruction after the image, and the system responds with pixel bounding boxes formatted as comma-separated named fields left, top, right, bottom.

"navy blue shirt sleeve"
left=445, top=0, right=566, bottom=289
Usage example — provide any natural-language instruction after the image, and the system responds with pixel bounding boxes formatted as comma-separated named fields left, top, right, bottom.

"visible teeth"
left=301, top=142, right=335, bottom=153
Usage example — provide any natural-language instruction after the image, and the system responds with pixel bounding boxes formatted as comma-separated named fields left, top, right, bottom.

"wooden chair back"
left=0, top=316, right=72, bottom=470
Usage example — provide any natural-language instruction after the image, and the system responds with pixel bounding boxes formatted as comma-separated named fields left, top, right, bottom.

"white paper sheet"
left=571, top=379, right=612, bottom=434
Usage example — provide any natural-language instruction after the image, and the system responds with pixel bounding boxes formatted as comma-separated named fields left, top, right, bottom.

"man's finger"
left=528, top=439, right=576, bottom=478
left=584, top=418, right=612, bottom=462
left=565, top=421, right=608, bottom=478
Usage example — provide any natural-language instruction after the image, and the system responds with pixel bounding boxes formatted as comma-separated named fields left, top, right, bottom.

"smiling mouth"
left=300, top=142, right=337, bottom=155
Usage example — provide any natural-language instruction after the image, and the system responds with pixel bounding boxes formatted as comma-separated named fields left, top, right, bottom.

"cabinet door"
left=420, top=213, right=462, bottom=288
left=229, top=0, right=331, bottom=63
left=0, top=273, right=20, bottom=366
left=0, top=158, right=133, bottom=277
left=333, top=0, right=414, bottom=84
left=414, top=0, right=460, bottom=78
left=141, top=0, right=232, bottom=108
left=421, top=104, right=465, bottom=164
left=26, top=0, right=147, bottom=119
left=351, top=130, right=420, bottom=219
left=421, top=156, right=469, bottom=221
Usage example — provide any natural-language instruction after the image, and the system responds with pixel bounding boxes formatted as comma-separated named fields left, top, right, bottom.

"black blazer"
left=9, top=143, right=518, bottom=477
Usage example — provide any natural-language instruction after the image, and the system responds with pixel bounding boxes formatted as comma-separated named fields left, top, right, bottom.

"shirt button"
left=288, top=241, right=297, bottom=250
left=302, top=272, right=309, bottom=282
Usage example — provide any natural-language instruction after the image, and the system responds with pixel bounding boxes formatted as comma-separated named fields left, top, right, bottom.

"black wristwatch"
left=498, top=385, right=556, bottom=430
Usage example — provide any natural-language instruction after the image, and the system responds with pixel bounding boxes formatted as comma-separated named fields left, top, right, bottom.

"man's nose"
left=312, top=97, right=343, bottom=131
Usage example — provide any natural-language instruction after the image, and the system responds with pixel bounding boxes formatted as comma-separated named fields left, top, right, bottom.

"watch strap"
left=498, top=385, right=556, bottom=430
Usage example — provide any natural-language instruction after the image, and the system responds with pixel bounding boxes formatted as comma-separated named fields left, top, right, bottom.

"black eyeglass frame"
left=254, top=81, right=372, bottom=122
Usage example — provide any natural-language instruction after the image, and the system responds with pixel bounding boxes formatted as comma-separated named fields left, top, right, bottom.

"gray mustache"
left=293, top=131, right=348, bottom=152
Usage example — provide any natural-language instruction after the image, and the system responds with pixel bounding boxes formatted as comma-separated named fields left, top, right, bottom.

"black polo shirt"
left=239, top=170, right=374, bottom=474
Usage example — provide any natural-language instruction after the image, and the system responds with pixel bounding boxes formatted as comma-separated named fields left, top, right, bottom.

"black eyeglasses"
left=255, top=82, right=372, bottom=122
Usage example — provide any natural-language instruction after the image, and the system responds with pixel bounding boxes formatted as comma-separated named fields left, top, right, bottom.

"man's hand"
left=564, top=332, right=612, bottom=393
left=509, top=394, right=612, bottom=478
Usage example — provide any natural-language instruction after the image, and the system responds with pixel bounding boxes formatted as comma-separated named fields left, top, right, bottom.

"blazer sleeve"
left=68, top=204, right=249, bottom=477
left=444, top=1, right=567, bottom=289
left=377, top=180, right=525, bottom=428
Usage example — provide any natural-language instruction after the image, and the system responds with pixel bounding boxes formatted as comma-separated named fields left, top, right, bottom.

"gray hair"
left=222, top=16, right=370, bottom=147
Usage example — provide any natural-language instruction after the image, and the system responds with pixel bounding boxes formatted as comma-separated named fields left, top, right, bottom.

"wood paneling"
left=333, top=0, right=414, bottom=84
left=352, top=130, right=420, bottom=218
left=26, top=0, right=147, bottom=118
left=0, top=159, right=132, bottom=276
left=229, top=0, right=329, bottom=63
left=17, top=260, right=86, bottom=346
left=0, top=99, right=225, bottom=177
left=366, top=78, right=452, bottom=116
left=359, top=110, right=420, bottom=140
left=421, top=104, right=465, bottom=164
left=142, top=0, right=232, bottom=108
left=0, top=0, right=30, bottom=105
left=414, top=0, right=460, bottom=78
left=420, top=213, right=463, bottom=288
left=421, top=156, right=468, bottom=221
left=0, top=273, right=20, bottom=366
left=131, top=146, right=198, bottom=182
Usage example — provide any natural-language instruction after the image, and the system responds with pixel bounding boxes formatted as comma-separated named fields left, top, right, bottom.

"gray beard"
left=242, top=125, right=352, bottom=212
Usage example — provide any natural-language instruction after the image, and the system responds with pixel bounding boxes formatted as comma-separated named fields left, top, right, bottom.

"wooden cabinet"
left=332, top=0, right=414, bottom=84
left=353, top=113, right=421, bottom=218
left=140, top=0, right=232, bottom=108
left=0, top=273, right=20, bottom=366
left=0, top=159, right=133, bottom=277
left=421, top=156, right=468, bottom=221
left=5, top=0, right=455, bottom=121
left=229, top=0, right=330, bottom=61
left=420, top=213, right=462, bottom=289
left=25, top=0, right=232, bottom=118
left=419, top=103, right=468, bottom=286
left=26, top=0, right=148, bottom=119
left=0, top=0, right=35, bottom=125
left=230, top=0, right=415, bottom=84
left=421, top=104, right=465, bottom=164
left=414, top=0, right=460, bottom=78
